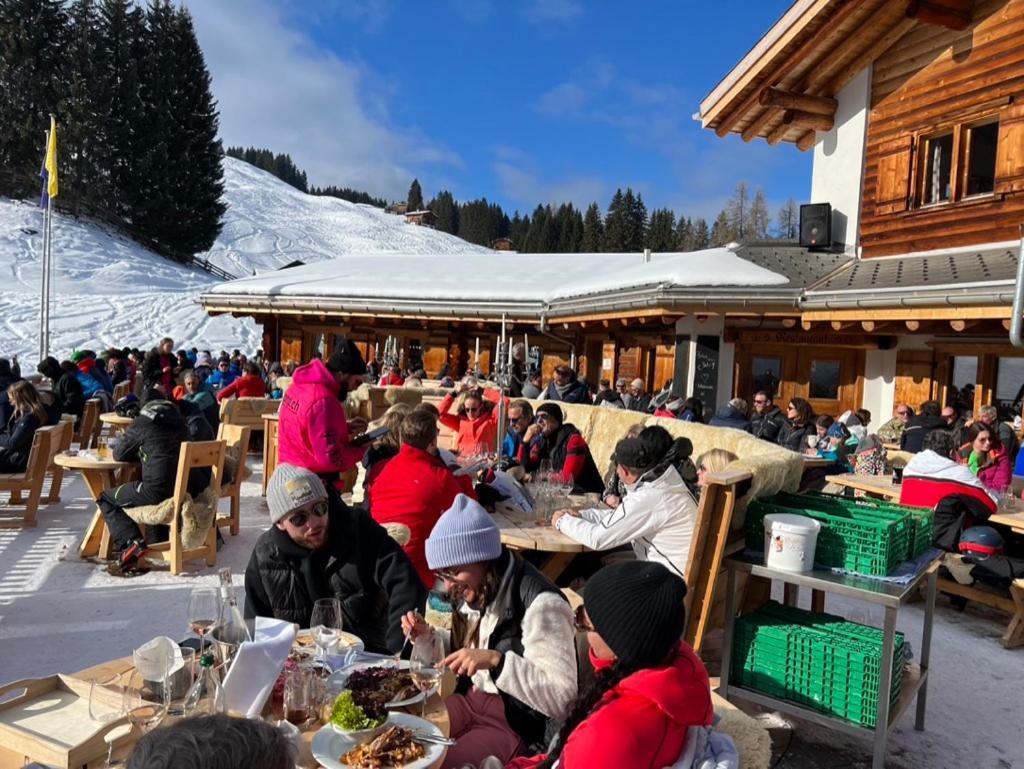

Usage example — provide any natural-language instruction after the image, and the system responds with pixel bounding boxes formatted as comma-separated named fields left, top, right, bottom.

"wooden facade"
left=861, top=0, right=1024, bottom=256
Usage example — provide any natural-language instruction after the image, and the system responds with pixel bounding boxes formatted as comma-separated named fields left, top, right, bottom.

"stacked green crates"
left=747, top=492, right=933, bottom=575
left=731, top=602, right=904, bottom=728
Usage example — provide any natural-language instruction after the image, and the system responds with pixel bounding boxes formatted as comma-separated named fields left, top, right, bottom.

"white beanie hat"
left=266, top=464, right=327, bottom=525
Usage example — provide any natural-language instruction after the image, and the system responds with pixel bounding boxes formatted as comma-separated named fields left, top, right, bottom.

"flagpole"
left=39, top=128, right=50, bottom=362
left=44, top=199, right=52, bottom=358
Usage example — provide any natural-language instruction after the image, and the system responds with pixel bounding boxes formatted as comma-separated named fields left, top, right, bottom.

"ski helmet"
left=958, top=525, right=1005, bottom=559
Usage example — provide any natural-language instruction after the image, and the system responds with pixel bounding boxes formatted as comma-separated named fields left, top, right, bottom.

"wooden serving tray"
left=0, top=675, right=132, bottom=768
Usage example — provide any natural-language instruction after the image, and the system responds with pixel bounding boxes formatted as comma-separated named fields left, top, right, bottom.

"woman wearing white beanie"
left=402, top=494, right=577, bottom=768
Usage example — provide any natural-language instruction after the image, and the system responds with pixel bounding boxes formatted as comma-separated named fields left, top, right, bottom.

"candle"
left=475, top=338, right=480, bottom=370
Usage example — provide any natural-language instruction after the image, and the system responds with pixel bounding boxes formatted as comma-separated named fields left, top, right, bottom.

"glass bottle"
left=182, top=653, right=225, bottom=715
left=212, top=567, right=252, bottom=668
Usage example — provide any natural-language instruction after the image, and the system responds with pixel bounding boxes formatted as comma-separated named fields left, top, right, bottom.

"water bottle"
left=211, top=568, right=252, bottom=669
left=182, top=653, right=225, bottom=714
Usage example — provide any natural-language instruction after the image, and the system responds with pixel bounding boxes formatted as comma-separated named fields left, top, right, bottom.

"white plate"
left=311, top=712, right=446, bottom=769
left=295, top=628, right=364, bottom=655
left=327, top=660, right=437, bottom=708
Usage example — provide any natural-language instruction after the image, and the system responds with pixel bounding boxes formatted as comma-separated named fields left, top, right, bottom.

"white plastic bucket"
left=763, top=513, right=821, bottom=573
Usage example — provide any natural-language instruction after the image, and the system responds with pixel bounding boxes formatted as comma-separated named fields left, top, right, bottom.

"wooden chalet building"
left=699, top=0, right=1024, bottom=421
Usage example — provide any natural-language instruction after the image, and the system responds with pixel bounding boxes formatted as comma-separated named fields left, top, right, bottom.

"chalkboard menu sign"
left=693, top=335, right=720, bottom=416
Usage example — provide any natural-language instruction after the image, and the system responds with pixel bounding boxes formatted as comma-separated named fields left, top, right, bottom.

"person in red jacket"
left=379, top=366, right=405, bottom=387
left=278, top=341, right=368, bottom=489
left=437, top=381, right=501, bottom=456
left=216, top=362, right=268, bottom=401
left=520, top=403, right=604, bottom=494
left=368, top=411, right=476, bottom=587
left=508, top=560, right=712, bottom=769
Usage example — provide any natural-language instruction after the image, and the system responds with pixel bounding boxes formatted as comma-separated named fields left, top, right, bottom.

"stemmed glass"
left=122, top=669, right=168, bottom=737
left=310, top=597, right=343, bottom=671
left=187, top=587, right=219, bottom=651
left=409, top=633, right=445, bottom=719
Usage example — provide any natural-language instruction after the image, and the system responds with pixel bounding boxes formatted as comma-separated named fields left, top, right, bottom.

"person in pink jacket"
left=277, top=341, right=368, bottom=488
left=957, top=422, right=1012, bottom=493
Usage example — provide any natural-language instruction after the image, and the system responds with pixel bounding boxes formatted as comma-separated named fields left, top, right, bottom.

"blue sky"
left=189, top=1, right=810, bottom=222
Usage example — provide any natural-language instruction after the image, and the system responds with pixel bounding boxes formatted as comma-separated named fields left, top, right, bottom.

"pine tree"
left=621, top=188, right=647, bottom=251
left=726, top=181, right=749, bottom=241
left=508, top=211, right=529, bottom=250
left=710, top=210, right=733, bottom=246
left=776, top=197, right=799, bottom=239
left=428, top=190, right=458, bottom=234
left=603, top=189, right=626, bottom=252
left=554, top=203, right=582, bottom=252
left=406, top=178, right=424, bottom=211
left=692, top=217, right=710, bottom=249
left=674, top=215, right=693, bottom=251
left=522, top=204, right=549, bottom=253
left=646, top=208, right=676, bottom=252
left=0, top=0, right=69, bottom=198
left=749, top=187, right=770, bottom=239
left=580, top=202, right=603, bottom=252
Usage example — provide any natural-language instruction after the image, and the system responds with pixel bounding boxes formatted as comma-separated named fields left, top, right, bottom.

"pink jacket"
left=277, top=359, right=364, bottom=476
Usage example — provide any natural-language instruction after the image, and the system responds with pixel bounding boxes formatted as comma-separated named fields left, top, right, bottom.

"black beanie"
left=536, top=403, right=563, bottom=423
left=584, top=561, right=687, bottom=666
left=612, top=437, right=656, bottom=471
left=326, top=339, right=367, bottom=376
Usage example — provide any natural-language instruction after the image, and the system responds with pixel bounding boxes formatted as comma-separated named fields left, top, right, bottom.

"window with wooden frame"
left=874, top=99, right=1024, bottom=216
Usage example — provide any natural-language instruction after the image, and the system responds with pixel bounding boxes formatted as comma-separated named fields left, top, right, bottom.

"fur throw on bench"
left=124, top=486, right=220, bottom=549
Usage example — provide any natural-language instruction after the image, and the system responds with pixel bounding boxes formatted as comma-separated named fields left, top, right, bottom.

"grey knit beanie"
left=425, top=494, right=502, bottom=570
left=266, top=464, right=327, bottom=525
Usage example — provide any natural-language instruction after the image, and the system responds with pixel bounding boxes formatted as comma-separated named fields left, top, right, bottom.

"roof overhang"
left=697, top=0, right=975, bottom=149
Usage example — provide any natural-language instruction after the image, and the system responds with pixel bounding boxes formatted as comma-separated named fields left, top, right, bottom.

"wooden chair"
left=44, top=419, right=74, bottom=503
left=76, top=399, right=101, bottom=447
left=143, top=440, right=225, bottom=575
left=0, top=424, right=66, bottom=527
left=216, top=423, right=251, bottom=536
left=112, top=381, right=130, bottom=401
left=683, top=467, right=753, bottom=653
left=219, top=397, right=279, bottom=432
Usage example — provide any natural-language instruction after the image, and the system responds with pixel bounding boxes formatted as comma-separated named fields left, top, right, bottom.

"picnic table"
left=492, top=508, right=590, bottom=581
left=54, top=452, right=137, bottom=560
left=825, top=473, right=901, bottom=501
left=0, top=649, right=452, bottom=769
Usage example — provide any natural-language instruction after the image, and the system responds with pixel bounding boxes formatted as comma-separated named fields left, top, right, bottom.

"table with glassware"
left=825, top=472, right=902, bottom=501
left=53, top=450, right=138, bottom=560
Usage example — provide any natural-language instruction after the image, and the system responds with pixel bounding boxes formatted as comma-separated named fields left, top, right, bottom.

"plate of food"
left=325, top=690, right=392, bottom=740
left=295, top=628, right=364, bottom=656
left=328, top=662, right=437, bottom=709
left=311, top=713, right=447, bottom=769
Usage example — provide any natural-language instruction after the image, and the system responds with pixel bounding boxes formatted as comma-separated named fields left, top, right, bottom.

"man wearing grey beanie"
left=244, top=464, right=425, bottom=654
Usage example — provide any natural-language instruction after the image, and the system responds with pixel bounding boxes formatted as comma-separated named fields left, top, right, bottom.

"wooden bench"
left=0, top=424, right=68, bottom=527
left=75, top=399, right=102, bottom=448
left=219, top=397, right=280, bottom=431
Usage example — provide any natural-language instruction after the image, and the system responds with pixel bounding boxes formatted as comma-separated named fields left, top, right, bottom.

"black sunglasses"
left=284, top=501, right=328, bottom=528
left=573, top=603, right=594, bottom=632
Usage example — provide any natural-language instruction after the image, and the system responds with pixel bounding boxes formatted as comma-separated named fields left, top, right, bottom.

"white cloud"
left=184, top=1, right=460, bottom=201
left=522, top=0, right=583, bottom=24
left=492, top=147, right=608, bottom=209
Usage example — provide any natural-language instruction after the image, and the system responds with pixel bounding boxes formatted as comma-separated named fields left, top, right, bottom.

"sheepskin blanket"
left=711, top=691, right=772, bottom=769
left=124, top=486, right=220, bottom=549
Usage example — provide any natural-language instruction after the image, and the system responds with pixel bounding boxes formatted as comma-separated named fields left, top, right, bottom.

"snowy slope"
left=0, top=197, right=261, bottom=368
left=0, top=158, right=488, bottom=369
left=202, top=158, right=489, bottom=276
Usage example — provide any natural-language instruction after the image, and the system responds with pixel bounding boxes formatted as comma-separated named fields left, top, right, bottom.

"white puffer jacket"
left=555, top=464, right=697, bottom=579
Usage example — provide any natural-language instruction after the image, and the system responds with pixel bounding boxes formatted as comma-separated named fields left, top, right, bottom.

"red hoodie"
left=367, top=444, right=476, bottom=586
left=438, top=390, right=502, bottom=455
left=277, top=359, right=364, bottom=478
left=507, top=643, right=712, bottom=769
left=217, top=373, right=267, bottom=401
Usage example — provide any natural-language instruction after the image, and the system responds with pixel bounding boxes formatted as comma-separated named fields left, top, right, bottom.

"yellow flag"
left=45, top=115, right=58, bottom=199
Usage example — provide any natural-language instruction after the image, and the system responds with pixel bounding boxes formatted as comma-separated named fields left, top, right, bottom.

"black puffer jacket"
left=0, top=413, right=42, bottom=471
left=777, top=420, right=816, bottom=452
left=751, top=406, right=786, bottom=443
left=37, top=357, right=86, bottom=422
left=114, top=400, right=187, bottom=500
left=244, top=489, right=426, bottom=654
left=900, top=415, right=947, bottom=453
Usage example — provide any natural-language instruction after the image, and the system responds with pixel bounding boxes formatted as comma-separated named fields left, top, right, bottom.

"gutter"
left=801, top=286, right=1017, bottom=311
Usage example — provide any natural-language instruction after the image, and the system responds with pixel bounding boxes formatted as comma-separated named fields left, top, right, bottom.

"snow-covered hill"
left=0, top=158, right=488, bottom=368
left=203, top=158, right=488, bottom=276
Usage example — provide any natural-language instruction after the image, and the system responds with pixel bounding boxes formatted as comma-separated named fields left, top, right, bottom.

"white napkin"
left=221, top=616, right=296, bottom=718
left=133, top=636, right=182, bottom=680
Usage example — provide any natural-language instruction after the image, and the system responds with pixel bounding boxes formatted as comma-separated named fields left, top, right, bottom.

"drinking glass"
left=97, top=435, right=110, bottom=459
left=310, top=597, right=343, bottom=670
left=166, top=648, right=196, bottom=717
left=123, top=669, right=168, bottom=735
left=409, top=633, right=445, bottom=718
left=187, top=587, right=219, bottom=650
left=282, top=667, right=314, bottom=727
left=88, top=674, right=124, bottom=724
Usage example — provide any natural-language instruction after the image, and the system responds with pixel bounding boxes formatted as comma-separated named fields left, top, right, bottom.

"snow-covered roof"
left=201, top=247, right=795, bottom=319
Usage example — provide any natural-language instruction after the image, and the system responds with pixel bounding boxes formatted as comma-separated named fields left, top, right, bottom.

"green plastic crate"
left=731, top=602, right=904, bottom=728
left=801, top=492, right=934, bottom=558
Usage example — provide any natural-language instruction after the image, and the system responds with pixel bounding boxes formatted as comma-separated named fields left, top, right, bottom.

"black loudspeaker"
left=799, top=203, right=832, bottom=249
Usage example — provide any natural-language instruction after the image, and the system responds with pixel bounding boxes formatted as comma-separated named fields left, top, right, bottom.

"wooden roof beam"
left=766, top=121, right=791, bottom=146
left=830, top=321, right=856, bottom=331
left=906, top=0, right=973, bottom=31
left=759, top=87, right=837, bottom=116
left=713, top=0, right=864, bottom=138
left=796, top=130, right=817, bottom=151
left=950, top=319, right=980, bottom=332
left=824, top=17, right=917, bottom=95
left=741, top=108, right=780, bottom=142
left=783, top=109, right=834, bottom=132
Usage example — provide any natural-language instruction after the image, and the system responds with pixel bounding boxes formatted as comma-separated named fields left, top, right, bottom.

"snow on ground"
left=202, top=158, right=490, bottom=277
left=0, top=465, right=1021, bottom=769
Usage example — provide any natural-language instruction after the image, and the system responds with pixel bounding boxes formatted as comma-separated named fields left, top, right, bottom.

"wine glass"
left=187, top=587, right=219, bottom=651
left=310, top=597, right=343, bottom=670
left=122, top=669, right=167, bottom=736
left=409, top=633, right=445, bottom=719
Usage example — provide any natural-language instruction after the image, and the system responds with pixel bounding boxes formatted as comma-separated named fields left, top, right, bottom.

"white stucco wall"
left=809, top=66, right=872, bottom=250
left=863, top=348, right=896, bottom=427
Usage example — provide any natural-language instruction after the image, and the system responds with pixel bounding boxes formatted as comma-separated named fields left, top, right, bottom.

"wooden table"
left=825, top=473, right=902, bottom=501
left=492, top=509, right=589, bottom=580
left=99, top=412, right=134, bottom=433
left=54, top=452, right=136, bottom=560
left=262, top=412, right=279, bottom=496
left=14, top=652, right=452, bottom=769
left=801, top=455, right=832, bottom=469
